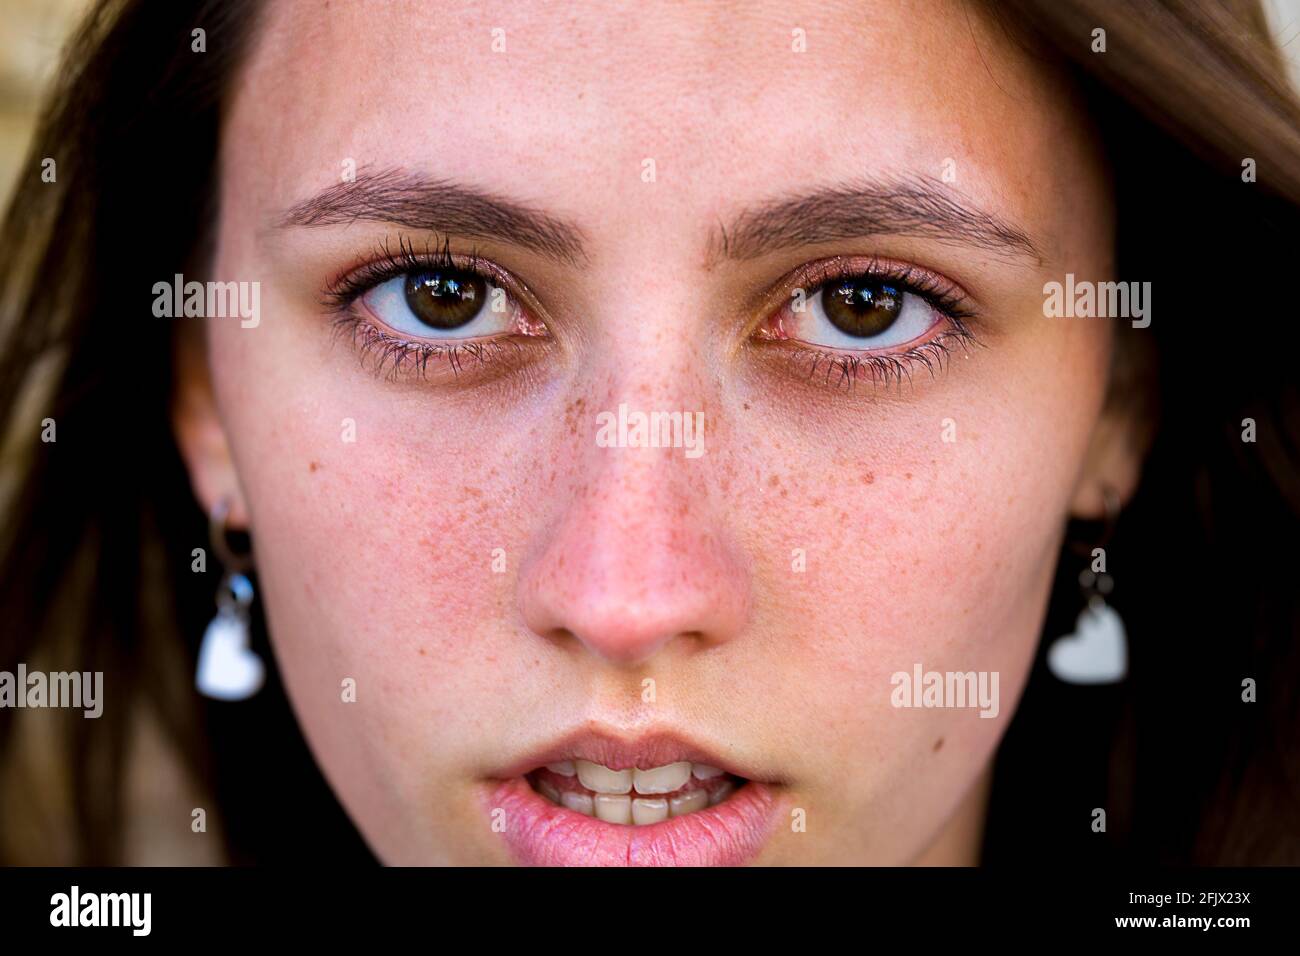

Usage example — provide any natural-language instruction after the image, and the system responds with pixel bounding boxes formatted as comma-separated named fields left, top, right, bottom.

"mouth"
left=486, top=732, right=781, bottom=866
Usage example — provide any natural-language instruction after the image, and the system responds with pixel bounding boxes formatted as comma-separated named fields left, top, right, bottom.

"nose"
left=517, top=437, right=749, bottom=666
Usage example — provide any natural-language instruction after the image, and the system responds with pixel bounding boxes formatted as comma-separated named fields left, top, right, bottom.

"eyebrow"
left=278, top=168, right=1037, bottom=269
left=276, top=167, right=589, bottom=265
left=708, top=176, right=1040, bottom=265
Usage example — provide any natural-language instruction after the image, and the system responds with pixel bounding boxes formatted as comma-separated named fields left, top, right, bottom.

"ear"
left=171, top=322, right=250, bottom=529
left=1069, top=409, right=1145, bottom=518
left=1069, top=326, right=1159, bottom=519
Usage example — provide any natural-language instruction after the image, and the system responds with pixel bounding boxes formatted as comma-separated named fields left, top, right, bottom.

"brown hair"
left=0, top=0, right=1297, bottom=863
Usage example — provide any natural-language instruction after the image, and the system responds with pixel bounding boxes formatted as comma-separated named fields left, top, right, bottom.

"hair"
left=0, top=0, right=1297, bottom=864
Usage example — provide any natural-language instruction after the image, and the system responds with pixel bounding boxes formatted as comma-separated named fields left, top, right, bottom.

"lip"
left=484, top=729, right=783, bottom=866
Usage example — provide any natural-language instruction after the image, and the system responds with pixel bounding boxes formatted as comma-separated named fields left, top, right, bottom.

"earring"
left=1047, top=485, right=1128, bottom=685
left=195, top=496, right=265, bottom=701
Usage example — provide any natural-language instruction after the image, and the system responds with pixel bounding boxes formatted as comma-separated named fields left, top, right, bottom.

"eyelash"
left=323, top=237, right=541, bottom=381
left=324, top=240, right=981, bottom=389
left=761, top=256, right=980, bottom=390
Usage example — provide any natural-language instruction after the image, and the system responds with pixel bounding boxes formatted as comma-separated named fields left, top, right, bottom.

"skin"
left=176, top=0, right=1144, bottom=864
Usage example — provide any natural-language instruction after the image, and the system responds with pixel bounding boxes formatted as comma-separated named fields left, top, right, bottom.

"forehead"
left=227, top=0, right=1091, bottom=247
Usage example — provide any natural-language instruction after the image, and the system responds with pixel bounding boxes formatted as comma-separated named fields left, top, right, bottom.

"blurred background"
left=1, top=0, right=1299, bottom=211
left=0, top=0, right=85, bottom=203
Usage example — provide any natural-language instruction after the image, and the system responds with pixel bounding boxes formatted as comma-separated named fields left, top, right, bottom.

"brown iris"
left=822, top=278, right=903, bottom=337
left=403, top=269, right=486, bottom=330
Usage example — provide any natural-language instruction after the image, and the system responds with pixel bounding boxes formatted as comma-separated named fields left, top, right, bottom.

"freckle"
left=862, top=471, right=874, bottom=484
left=905, top=472, right=912, bottom=480
left=418, top=648, right=426, bottom=656
left=780, top=488, right=787, bottom=498
left=811, top=497, right=824, bottom=506
left=768, top=474, right=779, bottom=487
left=743, top=403, right=751, bottom=410
left=462, top=486, right=483, bottom=497
left=933, top=737, right=944, bottom=752
left=309, top=461, right=320, bottom=473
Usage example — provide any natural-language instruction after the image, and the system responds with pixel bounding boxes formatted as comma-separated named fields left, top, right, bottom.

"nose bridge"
left=517, top=384, right=747, bottom=666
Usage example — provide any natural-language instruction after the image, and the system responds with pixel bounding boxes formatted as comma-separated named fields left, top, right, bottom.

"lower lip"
left=486, top=776, right=781, bottom=866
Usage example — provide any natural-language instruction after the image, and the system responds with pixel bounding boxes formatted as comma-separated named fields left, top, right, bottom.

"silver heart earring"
left=195, top=496, right=266, bottom=701
left=1047, top=485, right=1128, bottom=685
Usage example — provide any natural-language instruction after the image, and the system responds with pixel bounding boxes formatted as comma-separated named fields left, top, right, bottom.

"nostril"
left=540, top=626, right=577, bottom=646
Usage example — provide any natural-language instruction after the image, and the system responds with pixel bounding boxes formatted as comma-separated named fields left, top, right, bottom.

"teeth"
left=539, top=760, right=738, bottom=822
left=669, top=789, right=709, bottom=817
left=575, top=760, right=633, bottom=794
left=632, top=797, right=669, bottom=825
left=632, top=761, right=692, bottom=794
left=594, top=794, right=632, bottom=824
left=537, top=778, right=561, bottom=803
left=560, top=791, right=594, bottom=816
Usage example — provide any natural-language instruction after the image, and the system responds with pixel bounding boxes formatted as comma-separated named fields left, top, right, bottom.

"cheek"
left=732, top=322, right=1107, bottom=857
left=203, top=300, right=570, bottom=846
left=739, top=331, right=1102, bottom=666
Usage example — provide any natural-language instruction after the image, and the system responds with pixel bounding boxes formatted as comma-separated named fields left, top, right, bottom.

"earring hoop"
left=1067, top=484, right=1120, bottom=557
left=209, top=495, right=252, bottom=573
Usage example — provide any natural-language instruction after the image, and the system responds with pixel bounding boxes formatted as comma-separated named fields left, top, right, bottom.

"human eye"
left=324, top=237, right=548, bottom=382
left=753, top=256, right=979, bottom=388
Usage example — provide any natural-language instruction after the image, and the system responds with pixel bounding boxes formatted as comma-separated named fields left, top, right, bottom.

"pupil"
left=823, top=279, right=903, bottom=337
left=404, top=270, right=485, bottom=329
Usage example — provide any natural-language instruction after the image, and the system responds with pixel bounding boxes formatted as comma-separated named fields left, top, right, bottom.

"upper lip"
left=494, top=725, right=761, bottom=781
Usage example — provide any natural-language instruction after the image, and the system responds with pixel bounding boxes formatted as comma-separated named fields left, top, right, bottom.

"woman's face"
left=191, top=0, right=1126, bottom=864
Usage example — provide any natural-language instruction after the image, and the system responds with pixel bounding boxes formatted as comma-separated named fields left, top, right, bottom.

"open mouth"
left=526, top=759, right=744, bottom=824
left=486, top=732, right=782, bottom=865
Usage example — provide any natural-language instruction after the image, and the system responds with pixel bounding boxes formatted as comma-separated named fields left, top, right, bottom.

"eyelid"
left=750, top=254, right=977, bottom=334
left=322, top=236, right=553, bottom=386
left=322, top=235, right=551, bottom=333
left=748, top=254, right=982, bottom=391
